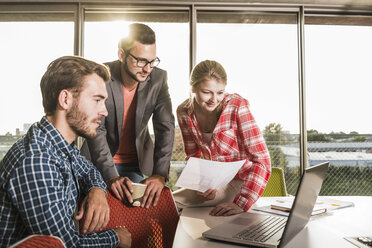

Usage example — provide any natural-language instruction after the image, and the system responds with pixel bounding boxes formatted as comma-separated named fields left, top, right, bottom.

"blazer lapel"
left=135, top=77, right=151, bottom=136
left=109, top=61, right=124, bottom=138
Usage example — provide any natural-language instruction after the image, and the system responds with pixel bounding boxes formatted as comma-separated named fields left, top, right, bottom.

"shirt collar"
left=38, top=116, right=78, bottom=157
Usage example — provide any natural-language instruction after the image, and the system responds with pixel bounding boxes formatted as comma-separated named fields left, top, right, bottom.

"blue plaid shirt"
left=0, top=117, right=119, bottom=247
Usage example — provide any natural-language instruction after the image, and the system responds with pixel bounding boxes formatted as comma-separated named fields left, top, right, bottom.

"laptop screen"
left=279, top=162, right=329, bottom=247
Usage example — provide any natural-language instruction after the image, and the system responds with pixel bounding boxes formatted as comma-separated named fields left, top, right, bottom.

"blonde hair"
left=189, top=60, right=227, bottom=110
left=190, top=60, right=227, bottom=90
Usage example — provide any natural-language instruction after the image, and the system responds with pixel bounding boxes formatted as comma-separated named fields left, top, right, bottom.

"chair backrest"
left=9, top=235, right=65, bottom=248
left=80, top=187, right=179, bottom=248
left=261, top=167, right=287, bottom=197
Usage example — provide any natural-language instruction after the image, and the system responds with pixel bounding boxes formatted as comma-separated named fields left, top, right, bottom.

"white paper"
left=175, top=157, right=245, bottom=192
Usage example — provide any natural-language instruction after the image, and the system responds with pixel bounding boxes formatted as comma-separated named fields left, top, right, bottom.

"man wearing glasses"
left=81, top=23, right=175, bottom=209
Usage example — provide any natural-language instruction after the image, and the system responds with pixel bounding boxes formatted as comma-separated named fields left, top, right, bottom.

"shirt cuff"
left=88, top=181, right=106, bottom=191
left=106, top=229, right=119, bottom=247
left=87, top=187, right=108, bottom=198
left=97, top=229, right=119, bottom=247
left=234, top=194, right=255, bottom=212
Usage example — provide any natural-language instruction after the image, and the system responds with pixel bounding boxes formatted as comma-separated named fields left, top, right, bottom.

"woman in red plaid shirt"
left=175, top=60, right=271, bottom=216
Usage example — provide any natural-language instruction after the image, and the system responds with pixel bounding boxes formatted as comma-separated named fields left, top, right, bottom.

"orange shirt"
left=113, top=85, right=138, bottom=163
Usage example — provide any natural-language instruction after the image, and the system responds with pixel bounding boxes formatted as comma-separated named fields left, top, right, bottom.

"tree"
left=351, top=136, right=366, bottom=142
left=263, top=123, right=289, bottom=170
left=263, top=123, right=286, bottom=145
left=329, top=131, right=348, bottom=140
left=307, top=129, right=331, bottom=142
left=267, top=146, right=288, bottom=170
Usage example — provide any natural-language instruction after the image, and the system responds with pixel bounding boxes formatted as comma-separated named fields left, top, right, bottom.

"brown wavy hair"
left=40, top=56, right=110, bottom=116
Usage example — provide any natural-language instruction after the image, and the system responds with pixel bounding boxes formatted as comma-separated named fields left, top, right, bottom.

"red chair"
left=80, top=187, right=179, bottom=248
left=9, top=235, right=65, bottom=248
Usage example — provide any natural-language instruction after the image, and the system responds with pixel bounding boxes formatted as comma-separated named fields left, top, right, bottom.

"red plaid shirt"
left=176, top=93, right=271, bottom=211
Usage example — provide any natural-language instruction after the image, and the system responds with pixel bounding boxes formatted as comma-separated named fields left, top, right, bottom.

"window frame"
left=1, top=1, right=372, bottom=177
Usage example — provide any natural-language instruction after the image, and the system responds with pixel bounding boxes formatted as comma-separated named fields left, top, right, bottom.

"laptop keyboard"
left=233, top=215, right=287, bottom=242
left=357, top=237, right=372, bottom=247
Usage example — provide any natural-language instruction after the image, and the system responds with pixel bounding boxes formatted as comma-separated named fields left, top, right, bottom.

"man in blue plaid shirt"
left=0, top=56, right=131, bottom=247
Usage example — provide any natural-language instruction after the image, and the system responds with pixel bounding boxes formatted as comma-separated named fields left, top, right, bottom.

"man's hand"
left=209, top=202, right=244, bottom=216
left=75, top=188, right=110, bottom=234
left=140, top=175, right=165, bottom=208
left=107, top=176, right=134, bottom=204
left=196, top=189, right=217, bottom=201
left=113, top=226, right=132, bottom=248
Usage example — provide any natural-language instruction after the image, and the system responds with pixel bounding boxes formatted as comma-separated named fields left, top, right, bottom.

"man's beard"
left=66, top=101, right=100, bottom=139
left=123, top=61, right=148, bottom=83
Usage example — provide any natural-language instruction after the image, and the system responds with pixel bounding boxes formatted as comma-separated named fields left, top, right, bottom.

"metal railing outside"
left=168, top=133, right=372, bottom=196
left=2, top=133, right=372, bottom=196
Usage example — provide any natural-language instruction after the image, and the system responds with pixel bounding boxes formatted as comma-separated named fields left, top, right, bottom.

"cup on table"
left=131, top=182, right=147, bottom=207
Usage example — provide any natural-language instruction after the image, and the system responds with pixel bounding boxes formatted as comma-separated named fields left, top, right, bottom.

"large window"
left=83, top=9, right=190, bottom=121
left=83, top=9, right=190, bottom=188
left=196, top=10, right=301, bottom=194
left=305, top=16, right=372, bottom=195
left=0, top=8, right=74, bottom=159
left=1, top=3, right=372, bottom=196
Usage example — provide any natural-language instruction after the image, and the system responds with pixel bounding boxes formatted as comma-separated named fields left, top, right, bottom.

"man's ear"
left=118, top=49, right=125, bottom=63
left=58, top=89, right=73, bottom=111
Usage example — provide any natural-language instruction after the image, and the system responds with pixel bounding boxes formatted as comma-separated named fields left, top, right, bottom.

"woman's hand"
left=210, top=202, right=243, bottom=216
left=196, top=189, right=217, bottom=201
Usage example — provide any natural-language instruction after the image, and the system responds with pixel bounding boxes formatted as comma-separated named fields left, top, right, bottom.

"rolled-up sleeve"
left=234, top=99, right=271, bottom=211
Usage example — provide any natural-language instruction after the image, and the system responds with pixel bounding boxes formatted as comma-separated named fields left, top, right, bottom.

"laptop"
left=202, top=162, right=329, bottom=248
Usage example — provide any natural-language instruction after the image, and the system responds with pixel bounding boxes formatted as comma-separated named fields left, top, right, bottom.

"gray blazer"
left=81, top=60, right=175, bottom=181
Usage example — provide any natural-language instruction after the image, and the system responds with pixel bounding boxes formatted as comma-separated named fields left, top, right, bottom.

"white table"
left=173, top=196, right=372, bottom=248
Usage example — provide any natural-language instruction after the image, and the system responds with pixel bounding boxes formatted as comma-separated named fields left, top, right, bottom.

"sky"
left=1, top=21, right=372, bottom=135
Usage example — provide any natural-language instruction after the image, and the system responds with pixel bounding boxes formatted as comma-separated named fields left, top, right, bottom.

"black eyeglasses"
left=127, top=51, right=160, bottom=68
